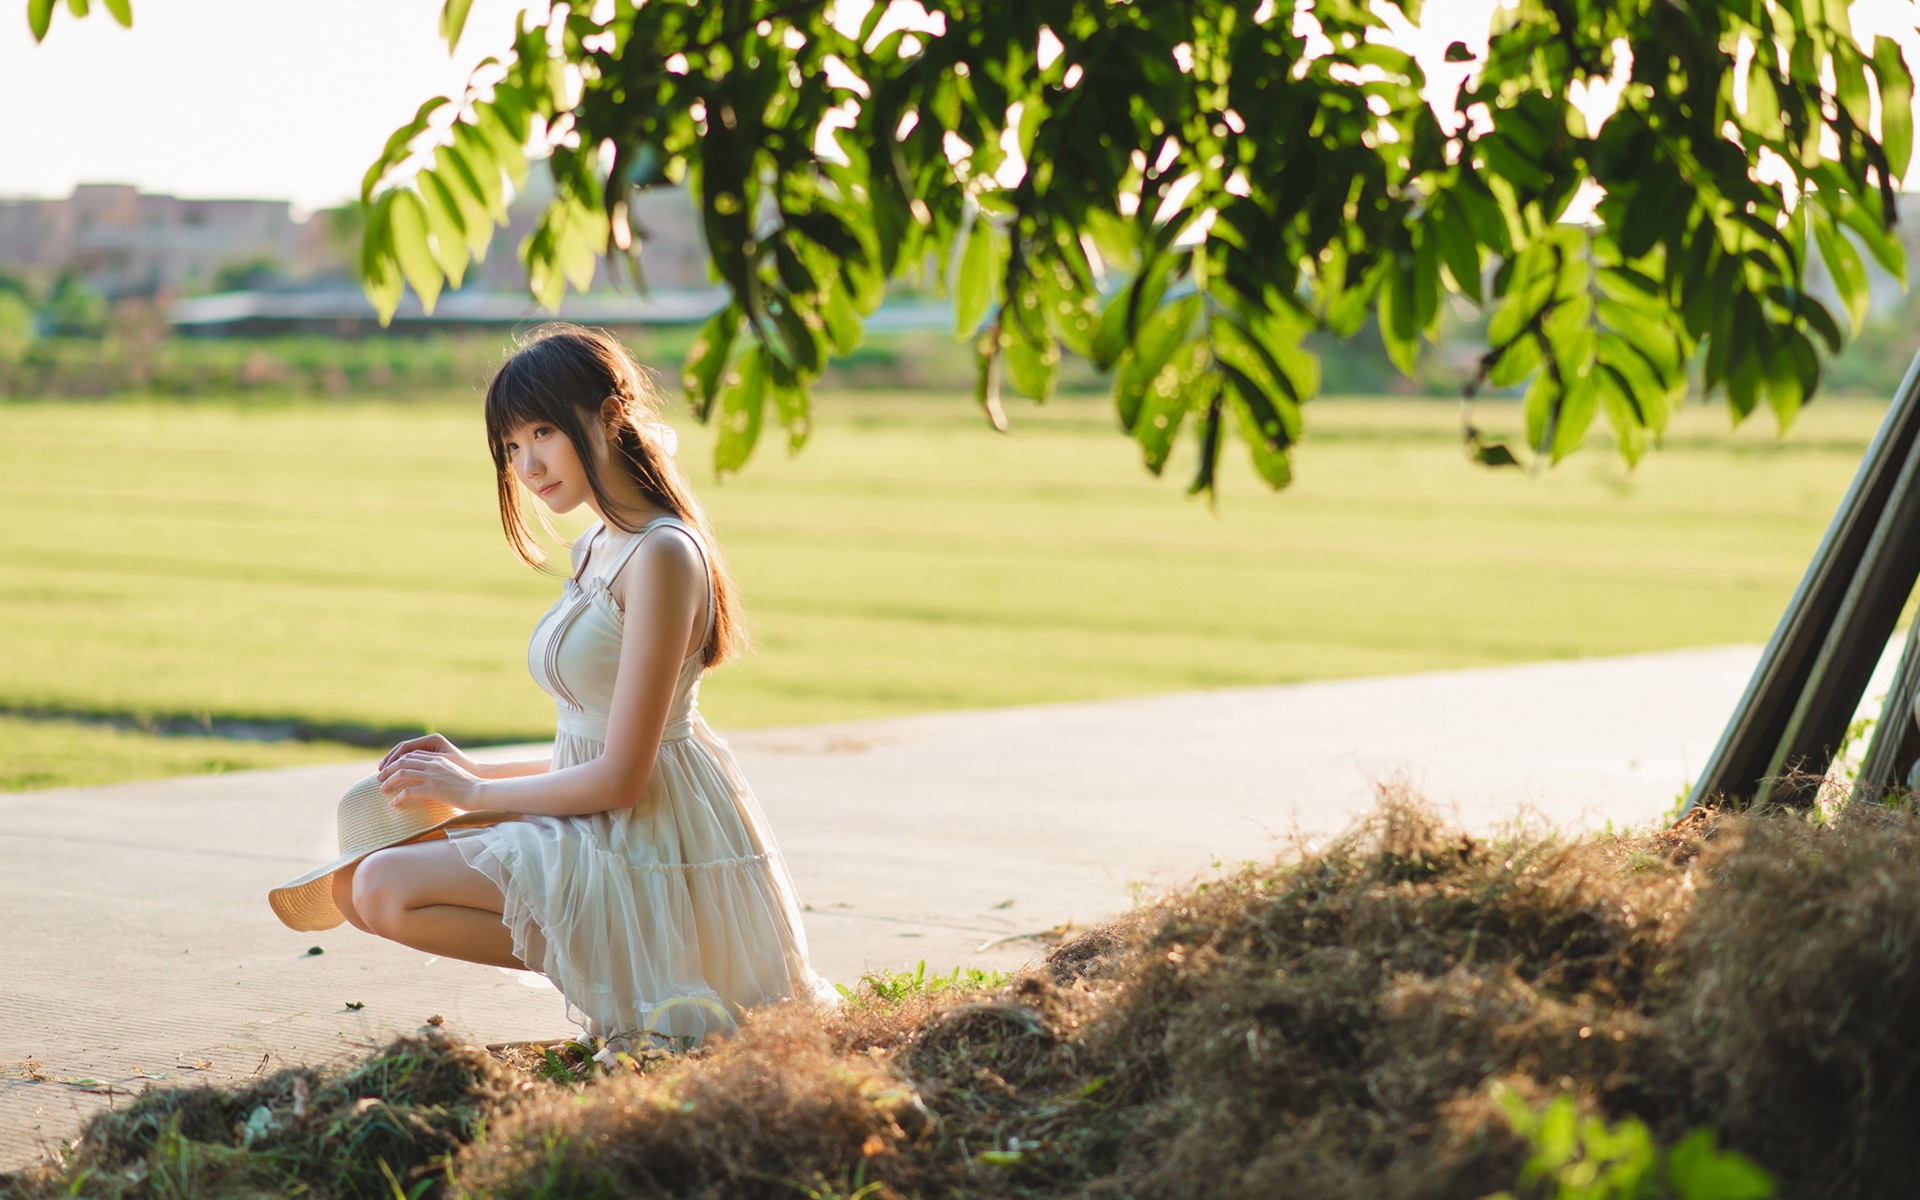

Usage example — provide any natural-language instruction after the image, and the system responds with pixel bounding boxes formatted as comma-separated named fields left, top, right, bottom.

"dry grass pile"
left=14, top=789, right=1920, bottom=1198
left=1, top=1037, right=521, bottom=1199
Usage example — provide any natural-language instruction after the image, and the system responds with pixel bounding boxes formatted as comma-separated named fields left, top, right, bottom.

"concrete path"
left=0, top=646, right=1774, bottom=1170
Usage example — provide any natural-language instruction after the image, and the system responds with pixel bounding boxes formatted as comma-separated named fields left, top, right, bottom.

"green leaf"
left=1533, top=1095, right=1579, bottom=1169
left=1776, top=288, right=1845, bottom=354
left=432, top=146, right=497, bottom=258
left=820, top=279, right=864, bottom=357
left=1043, top=274, right=1102, bottom=360
left=363, top=96, right=450, bottom=204
left=1875, top=37, right=1914, bottom=178
left=1115, top=295, right=1202, bottom=431
left=63, top=0, right=85, bottom=17
left=773, top=238, right=819, bottom=297
left=1552, top=372, right=1598, bottom=461
left=1834, top=193, right=1906, bottom=279
left=1471, top=441, right=1521, bottom=467
left=1002, top=318, right=1060, bottom=402
left=772, top=301, right=825, bottom=376
left=474, top=105, right=530, bottom=189
left=1243, top=310, right=1320, bottom=406
left=1598, top=370, right=1649, bottom=466
left=954, top=217, right=1002, bottom=339
left=27, top=0, right=53, bottom=40
left=1099, top=261, right=1176, bottom=366
left=1412, top=234, right=1441, bottom=336
left=521, top=193, right=606, bottom=310
left=1378, top=253, right=1421, bottom=374
left=449, top=124, right=506, bottom=214
left=1221, top=361, right=1295, bottom=488
left=1432, top=197, right=1483, bottom=303
left=99, top=0, right=128, bottom=26
left=1724, top=334, right=1765, bottom=420
left=388, top=190, right=444, bottom=314
left=1524, top=366, right=1598, bottom=464
left=1135, top=339, right=1207, bottom=475
left=1744, top=59, right=1782, bottom=139
left=359, top=197, right=406, bottom=326
left=1488, top=246, right=1556, bottom=347
left=1487, top=333, right=1543, bottom=388
left=1764, top=331, right=1820, bottom=432
left=772, top=372, right=811, bottom=452
left=1187, top=388, right=1225, bottom=496
left=714, top=345, right=767, bottom=476
left=681, top=305, right=740, bottom=419
left=416, top=172, right=471, bottom=287
left=1453, top=180, right=1510, bottom=257
left=1665, top=1130, right=1775, bottom=1200
left=1811, top=207, right=1870, bottom=331
left=439, top=0, right=473, bottom=53
left=1835, top=47, right=1873, bottom=129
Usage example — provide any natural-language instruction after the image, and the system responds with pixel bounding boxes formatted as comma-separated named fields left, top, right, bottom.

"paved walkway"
left=0, top=646, right=1772, bottom=1169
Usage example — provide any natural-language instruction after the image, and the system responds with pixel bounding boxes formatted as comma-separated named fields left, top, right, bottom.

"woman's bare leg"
left=350, top=840, right=525, bottom=970
left=332, top=862, right=373, bottom=933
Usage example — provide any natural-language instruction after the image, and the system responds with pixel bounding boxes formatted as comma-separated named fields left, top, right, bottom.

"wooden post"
left=1683, top=352, right=1920, bottom=813
left=1855, top=618, right=1920, bottom=798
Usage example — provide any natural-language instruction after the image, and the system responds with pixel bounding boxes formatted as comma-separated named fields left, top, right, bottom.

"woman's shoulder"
left=602, top=516, right=705, bottom=589
left=631, top=518, right=706, bottom=577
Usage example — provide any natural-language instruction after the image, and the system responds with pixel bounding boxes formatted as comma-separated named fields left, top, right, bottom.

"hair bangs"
left=484, top=347, right=583, bottom=471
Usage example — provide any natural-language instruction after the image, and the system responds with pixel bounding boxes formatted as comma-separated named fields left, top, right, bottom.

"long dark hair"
left=484, top=323, right=743, bottom=667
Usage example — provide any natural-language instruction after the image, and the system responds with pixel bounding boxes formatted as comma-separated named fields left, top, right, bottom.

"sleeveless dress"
left=448, top=516, right=836, bottom=1041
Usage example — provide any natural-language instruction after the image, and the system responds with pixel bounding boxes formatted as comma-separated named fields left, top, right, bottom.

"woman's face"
left=502, top=417, right=598, bottom=514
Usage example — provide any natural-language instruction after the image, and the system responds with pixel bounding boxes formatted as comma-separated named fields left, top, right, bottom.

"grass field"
left=0, top=389, right=1890, bottom=790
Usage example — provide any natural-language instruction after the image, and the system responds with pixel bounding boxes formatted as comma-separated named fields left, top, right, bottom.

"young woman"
left=332, top=323, right=834, bottom=1041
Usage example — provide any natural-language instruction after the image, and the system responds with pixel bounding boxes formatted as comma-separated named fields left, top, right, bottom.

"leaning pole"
left=1684, top=349, right=1920, bottom=813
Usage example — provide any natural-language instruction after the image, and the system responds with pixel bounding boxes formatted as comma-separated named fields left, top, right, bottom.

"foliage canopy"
left=28, top=0, right=1918, bottom=492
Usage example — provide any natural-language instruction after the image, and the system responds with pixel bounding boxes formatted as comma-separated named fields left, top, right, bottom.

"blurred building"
left=0, top=184, right=310, bottom=296
left=0, top=178, right=711, bottom=306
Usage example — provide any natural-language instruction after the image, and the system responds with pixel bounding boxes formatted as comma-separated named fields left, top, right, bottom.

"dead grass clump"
left=1, top=1035, right=520, bottom=1200
left=1671, top=800, right=1920, bottom=1197
left=452, top=1008, right=922, bottom=1200
left=1026, top=791, right=1700, bottom=1198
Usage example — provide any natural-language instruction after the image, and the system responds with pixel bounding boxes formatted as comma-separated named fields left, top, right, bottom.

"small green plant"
left=530, top=1039, right=602, bottom=1085
left=1662, top=781, right=1694, bottom=825
left=777, top=1165, right=885, bottom=1200
left=1489, top=1086, right=1772, bottom=1200
left=1831, top=707, right=1879, bottom=788
left=841, top=960, right=1011, bottom=1003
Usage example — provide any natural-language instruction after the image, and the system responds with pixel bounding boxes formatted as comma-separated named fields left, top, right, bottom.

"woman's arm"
left=379, top=530, right=704, bottom=818
left=475, top=758, right=552, bottom=780
left=377, top=735, right=550, bottom=781
left=376, top=733, right=552, bottom=783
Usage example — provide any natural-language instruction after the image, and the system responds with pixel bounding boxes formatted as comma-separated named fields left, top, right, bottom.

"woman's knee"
left=331, top=863, right=373, bottom=934
left=351, top=849, right=411, bottom=936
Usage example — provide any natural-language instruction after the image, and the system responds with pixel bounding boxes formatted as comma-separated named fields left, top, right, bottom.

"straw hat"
left=268, top=773, right=514, bottom=932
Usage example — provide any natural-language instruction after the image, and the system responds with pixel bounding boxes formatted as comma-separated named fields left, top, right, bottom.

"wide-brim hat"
left=268, top=772, right=515, bottom=932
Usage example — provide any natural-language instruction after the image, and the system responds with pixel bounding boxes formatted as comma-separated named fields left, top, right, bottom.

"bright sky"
left=2, top=0, right=1918, bottom=212
left=0, top=0, right=532, bottom=211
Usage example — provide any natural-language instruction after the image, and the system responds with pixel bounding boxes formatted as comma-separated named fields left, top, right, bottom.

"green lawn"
left=0, top=389, right=1888, bottom=790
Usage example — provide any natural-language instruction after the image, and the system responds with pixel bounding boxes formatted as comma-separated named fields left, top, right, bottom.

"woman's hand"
left=380, top=734, right=488, bottom=778
left=378, top=747, right=484, bottom=812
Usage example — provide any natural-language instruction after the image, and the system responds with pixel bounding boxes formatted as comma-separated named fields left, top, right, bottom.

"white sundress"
left=449, top=516, right=836, bottom=1041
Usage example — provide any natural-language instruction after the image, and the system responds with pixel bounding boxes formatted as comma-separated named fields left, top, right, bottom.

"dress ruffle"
left=450, top=718, right=836, bottom=1041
